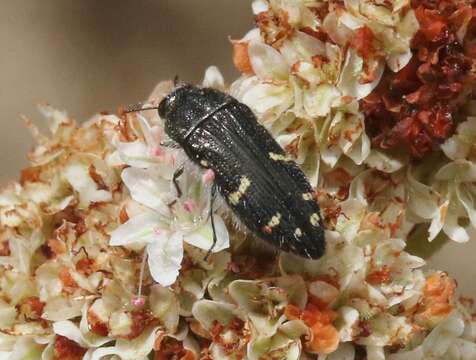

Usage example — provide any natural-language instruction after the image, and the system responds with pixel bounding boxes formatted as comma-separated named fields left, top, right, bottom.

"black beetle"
left=136, top=84, right=326, bottom=259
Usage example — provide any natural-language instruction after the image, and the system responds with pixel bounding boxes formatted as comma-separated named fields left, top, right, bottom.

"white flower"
left=110, top=115, right=229, bottom=287
left=52, top=304, right=111, bottom=352
left=409, top=112, right=476, bottom=243
left=86, top=326, right=160, bottom=360
left=111, top=206, right=229, bottom=288
left=336, top=49, right=384, bottom=100
left=325, top=0, right=419, bottom=72
left=388, top=315, right=466, bottom=360
left=231, top=36, right=348, bottom=121
left=406, top=152, right=476, bottom=243
left=202, top=65, right=226, bottom=90
left=230, top=24, right=380, bottom=176
left=441, top=116, right=476, bottom=161
left=320, top=101, right=371, bottom=167
left=64, top=162, right=112, bottom=208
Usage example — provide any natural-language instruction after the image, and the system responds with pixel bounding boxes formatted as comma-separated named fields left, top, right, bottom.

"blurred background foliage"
left=0, top=0, right=250, bottom=184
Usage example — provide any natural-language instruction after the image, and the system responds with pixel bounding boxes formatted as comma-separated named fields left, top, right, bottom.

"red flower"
left=362, top=0, right=476, bottom=159
left=53, top=336, right=87, bottom=360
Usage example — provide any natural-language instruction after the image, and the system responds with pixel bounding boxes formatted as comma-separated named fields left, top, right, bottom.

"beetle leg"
left=168, top=165, right=184, bottom=208
left=172, top=166, right=184, bottom=198
left=204, top=182, right=218, bottom=261
left=159, top=139, right=180, bottom=148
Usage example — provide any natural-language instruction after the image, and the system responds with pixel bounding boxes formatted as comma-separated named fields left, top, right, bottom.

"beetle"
left=134, top=84, right=325, bottom=259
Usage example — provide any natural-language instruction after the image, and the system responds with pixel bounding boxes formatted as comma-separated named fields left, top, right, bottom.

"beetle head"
left=158, top=85, right=183, bottom=120
left=159, top=84, right=228, bottom=145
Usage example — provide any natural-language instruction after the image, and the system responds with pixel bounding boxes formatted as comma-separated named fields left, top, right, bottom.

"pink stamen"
left=154, top=228, right=161, bottom=235
left=150, top=146, right=163, bottom=157
left=134, top=251, right=148, bottom=307
left=183, top=200, right=195, bottom=213
left=131, top=296, right=146, bottom=307
left=202, top=169, right=215, bottom=183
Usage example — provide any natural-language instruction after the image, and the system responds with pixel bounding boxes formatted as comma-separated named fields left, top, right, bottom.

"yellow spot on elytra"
left=302, top=193, right=314, bottom=201
left=269, top=152, right=292, bottom=161
left=200, top=160, right=209, bottom=167
left=238, top=177, right=251, bottom=193
left=228, top=176, right=251, bottom=205
left=229, top=193, right=240, bottom=205
left=310, top=213, right=320, bottom=226
left=294, top=228, right=302, bottom=237
left=267, top=213, right=281, bottom=228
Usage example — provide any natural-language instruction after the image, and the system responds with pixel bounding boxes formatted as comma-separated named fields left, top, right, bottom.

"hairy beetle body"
left=159, top=85, right=325, bottom=259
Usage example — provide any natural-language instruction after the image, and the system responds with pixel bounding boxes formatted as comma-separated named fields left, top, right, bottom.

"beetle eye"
left=158, top=96, right=170, bottom=119
left=158, top=92, right=179, bottom=119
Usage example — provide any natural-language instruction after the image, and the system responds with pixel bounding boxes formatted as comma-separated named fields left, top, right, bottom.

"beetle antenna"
left=124, top=103, right=160, bottom=114
left=173, top=75, right=180, bottom=86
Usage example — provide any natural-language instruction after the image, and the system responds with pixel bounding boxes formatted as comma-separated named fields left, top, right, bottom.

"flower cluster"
left=0, top=83, right=471, bottom=360
left=363, top=0, right=476, bottom=158
left=0, top=96, right=232, bottom=359
left=0, top=0, right=476, bottom=359
left=231, top=0, right=476, bottom=245
left=230, top=0, right=421, bottom=183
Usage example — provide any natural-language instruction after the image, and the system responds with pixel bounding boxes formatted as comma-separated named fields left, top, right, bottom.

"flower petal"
left=202, top=66, right=225, bottom=90
left=248, top=41, right=289, bottom=81
left=322, top=11, right=355, bottom=46
left=346, top=132, right=371, bottom=165
left=241, top=81, right=293, bottom=120
left=110, top=212, right=163, bottom=246
left=449, top=339, right=476, bottom=359
left=116, top=140, right=157, bottom=168
left=406, top=168, right=440, bottom=220
left=422, top=315, right=465, bottom=357
left=441, top=117, right=476, bottom=160
left=280, top=31, right=326, bottom=65
left=387, top=49, right=413, bottom=73
left=435, top=160, right=476, bottom=182
left=121, top=167, right=172, bottom=217
left=337, top=50, right=384, bottom=100
left=304, top=84, right=341, bottom=118
left=53, top=315, right=110, bottom=349
left=456, top=184, right=476, bottom=229
left=428, top=200, right=449, bottom=241
left=387, top=346, right=424, bottom=360
left=443, top=200, right=469, bottom=243
left=252, top=0, right=268, bottom=15
left=183, top=215, right=229, bottom=253
left=149, top=285, right=180, bottom=333
left=192, top=300, right=240, bottom=330
left=365, top=149, right=406, bottom=173
left=89, top=326, right=160, bottom=360
left=64, top=162, right=112, bottom=208
left=147, top=232, right=184, bottom=287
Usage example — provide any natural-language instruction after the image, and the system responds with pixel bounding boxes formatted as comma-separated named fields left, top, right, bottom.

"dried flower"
left=362, top=0, right=476, bottom=158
